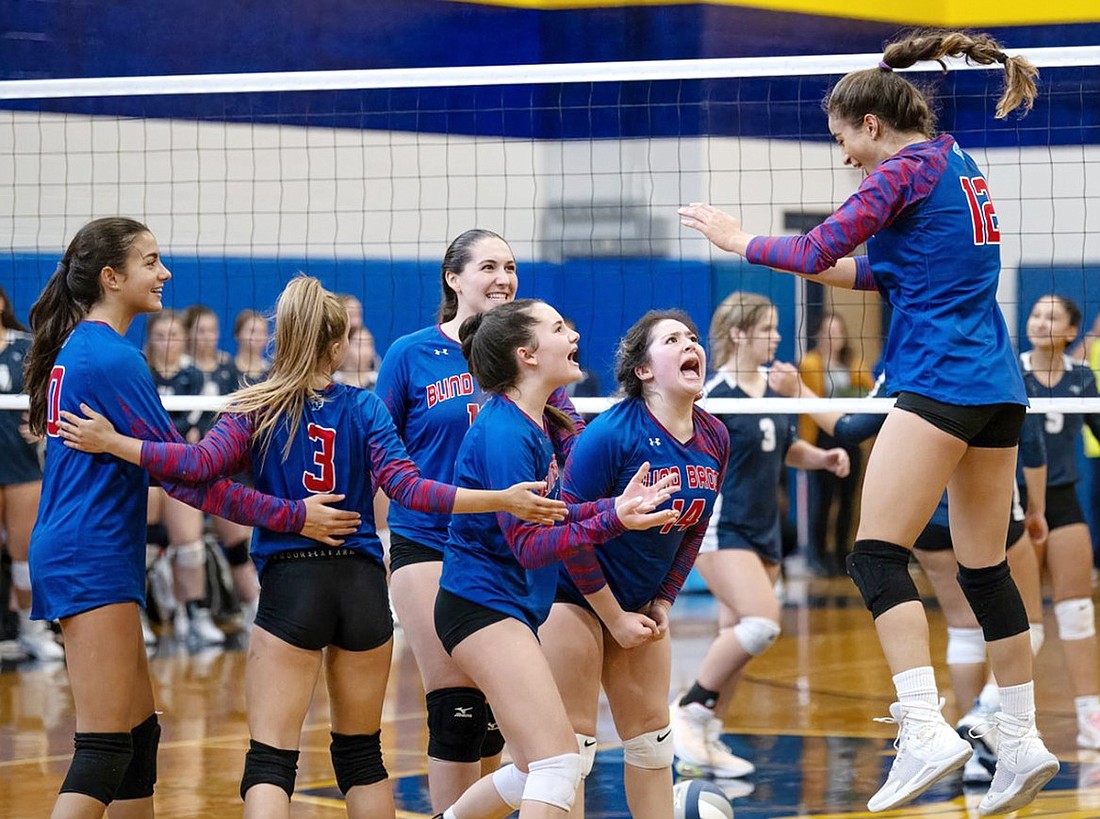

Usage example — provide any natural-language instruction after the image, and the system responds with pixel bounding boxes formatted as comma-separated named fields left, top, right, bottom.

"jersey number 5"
left=960, top=176, right=1000, bottom=246
left=303, top=423, right=337, bottom=492
left=46, top=366, right=66, bottom=437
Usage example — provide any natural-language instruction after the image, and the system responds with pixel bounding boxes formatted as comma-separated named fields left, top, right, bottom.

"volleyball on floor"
left=673, top=779, right=735, bottom=819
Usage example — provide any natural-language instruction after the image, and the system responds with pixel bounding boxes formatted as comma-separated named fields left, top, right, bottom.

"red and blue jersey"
left=29, top=321, right=305, bottom=621
left=748, top=134, right=1026, bottom=407
left=378, top=324, right=583, bottom=552
left=558, top=398, right=728, bottom=612
left=441, top=395, right=621, bottom=632
left=0, top=330, right=42, bottom=486
left=1021, top=352, right=1100, bottom=488
left=137, top=383, right=460, bottom=579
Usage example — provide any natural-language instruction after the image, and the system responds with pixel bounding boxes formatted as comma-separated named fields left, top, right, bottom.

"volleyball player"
left=537, top=310, right=729, bottom=819
left=1021, top=294, right=1100, bottom=748
left=0, top=284, right=61, bottom=661
left=679, top=31, right=1057, bottom=814
left=376, top=229, right=583, bottom=811
left=670, top=292, right=849, bottom=780
left=23, top=219, right=359, bottom=818
left=432, top=299, right=679, bottom=819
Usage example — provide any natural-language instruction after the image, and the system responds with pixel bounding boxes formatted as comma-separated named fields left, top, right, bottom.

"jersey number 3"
left=303, top=423, right=337, bottom=492
left=960, top=176, right=1000, bottom=246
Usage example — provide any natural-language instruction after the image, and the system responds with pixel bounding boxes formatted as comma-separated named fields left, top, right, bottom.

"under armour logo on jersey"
left=434, top=348, right=450, bottom=356
left=453, top=707, right=474, bottom=718
left=1070, top=384, right=1082, bottom=395
left=649, top=437, right=661, bottom=447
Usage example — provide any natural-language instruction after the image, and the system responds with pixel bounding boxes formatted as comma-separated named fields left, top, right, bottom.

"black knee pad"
left=146, top=523, right=169, bottom=550
left=221, top=538, right=251, bottom=568
left=846, top=539, right=920, bottom=619
left=115, top=713, right=161, bottom=800
left=330, top=730, right=387, bottom=794
left=426, top=687, right=487, bottom=764
left=60, top=731, right=134, bottom=805
left=957, top=560, right=1029, bottom=642
left=240, top=739, right=299, bottom=801
left=481, top=702, right=505, bottom=758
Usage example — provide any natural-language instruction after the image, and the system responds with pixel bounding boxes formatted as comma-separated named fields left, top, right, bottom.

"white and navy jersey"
left=558, top=398, right=729, bottom=612
left=149, top=361, right=205, bottom=438
left=1021, top=352, right=1100, bottom=487
left=702, top=371, right=796, bottom=555
left=0, top=330, right=42, bottom=485
left=29, top=321, right=305, bottom=621
left=185, top=352, right=242, bottom=437
left=378, top=324, right=583, bottom=552
left=442, top=395, right=622, bottom=632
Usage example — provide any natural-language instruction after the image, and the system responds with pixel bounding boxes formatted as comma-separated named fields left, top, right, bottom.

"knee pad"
left=11, top=560, right=31, bottom=591
left=1030, top=622, right=1045, bottom=656
left=846, top=540, right=919, bottom=619
left=240, top=740, right=299, bottom=800
left=732, top=616, right=781, bottom=657
left=172, top=540, right=206, bottom=569
left=1055, top=598, right=1096, bottom=641
left=956, top=561, right=1029, bottom=642
left=481, top=702, right=505, bottom=759
left=622, top=726, right=675, bottom=770
left=492, top=763, right=529, bottom=809
left=221, top=538, right=251, bottom=568
left=945, top=626, right=986, bottom=666
left=115, top=714, right=160, bottom=801
left=330, top=731, right=386, bottom=794
left=426, top=687, right=487, bottom=763
left=576, top=734, right=597, bottom=777
left=146, top=523, right=170, bottom=551
left=60, top=731, right=134, bottom=806
left=523, top=752, right=582, bottom=811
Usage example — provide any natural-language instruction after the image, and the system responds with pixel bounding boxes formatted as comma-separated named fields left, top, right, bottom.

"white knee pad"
left=576, top=734, right=597, bottom=777
left=1055, top=598, right=1096, bottom=641
left=946, top=626, right=986, bottom=665
left=522, top=752, right=582, bottom=811
left=1029, top=622, right=1045, bottom=656
left=172, top=540, right=206, bottom=569
left=11, top=560, right=31, bottom=591
left=491, top=763, right=528, bottom=810
left=621, top=726, right=675, bottom=770
left=732, top=616, right=781, bottom=657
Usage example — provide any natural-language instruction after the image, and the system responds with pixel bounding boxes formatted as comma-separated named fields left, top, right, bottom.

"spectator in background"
left=798, top=311, right=874, bottom=575
left=340, top=293, right=364, bottom=335
left=336, top=324, right=380, bottom=390
left=1070, top=310, right=1100, bottom=570
left=234, top=309, right=270, bottom=382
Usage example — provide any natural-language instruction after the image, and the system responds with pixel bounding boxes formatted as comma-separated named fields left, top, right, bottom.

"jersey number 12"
left=960, top=176, right=1000, bottom=245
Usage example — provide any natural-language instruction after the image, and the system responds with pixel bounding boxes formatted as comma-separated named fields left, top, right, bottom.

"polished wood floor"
left=2, top=572, right=1099, bottom=817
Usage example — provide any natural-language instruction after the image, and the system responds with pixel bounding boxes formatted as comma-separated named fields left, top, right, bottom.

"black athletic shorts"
left=255, top=550, right=393, bottom=651
left=913, top=519, right=1026, bottom=552
left=894, top=393, right=1025, bottom=448
left=434, top=587, right=509, bottom=656
left=388, top=533, right=443, bottom=574
left=1045, top=483, right=1086, bottom=531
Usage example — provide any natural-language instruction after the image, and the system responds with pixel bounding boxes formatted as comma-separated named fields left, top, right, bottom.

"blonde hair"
left=225, top=275, right=348, bottom=459
left=708, top=291, right=774, bottom=369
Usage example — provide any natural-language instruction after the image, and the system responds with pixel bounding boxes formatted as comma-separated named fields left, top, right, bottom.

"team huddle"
left=3, top=26, right=1088, bottom=819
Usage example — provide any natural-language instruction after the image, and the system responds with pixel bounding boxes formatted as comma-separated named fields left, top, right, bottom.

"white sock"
left=1075, top=695, right=1100, bottom=721
left=1000, top=681, right=1035, bottom=721
left=978, top=682, right=1001, bottom=711
left=893, top=666, right=939, bottom=707
left=442, top=809, right=459, bottom=819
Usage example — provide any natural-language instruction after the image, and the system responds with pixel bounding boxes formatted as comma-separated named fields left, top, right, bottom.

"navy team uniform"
left=0, top=330, right=42, bottom=486
left=702, top=372, right=796, bottom=564
left=186, top=352, right=242, bottom=437
left=557, top=398, right=729, bottom=612
left=377, top=325, right=583, bottom=570
left=149, top=361, right=205, bottom=440
left=136, top=382, right=462, bottom=650
left=29, top=321, right=305, bottom=622
left=436, top=395, right=620, bottom=654
left=1021, top=352, right=1100, bottom=531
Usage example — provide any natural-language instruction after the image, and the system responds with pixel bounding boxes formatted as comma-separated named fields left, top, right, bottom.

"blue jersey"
left=378, top=324, right=583, bottom=552
left=442, top=395, right=621, bottom=632
left=702, top=372, right=796, bottom=557
left=1021, top=352, right=1100, bottom=487
left=29, top=321, right=305, bottom=621
left=558, top=398, right=728, bottom=612
left=0, top=330, right=42, bottom=485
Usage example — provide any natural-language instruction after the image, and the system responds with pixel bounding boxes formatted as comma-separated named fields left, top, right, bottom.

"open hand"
left=679, top=203, right=746, bottom=253
left=502, top=480, right=568, bottom=525
left=615, top=462, right=680, bottom=531
left=57, top=403, right=118, bottom=453
left=300, top=493, right=362, bottom=546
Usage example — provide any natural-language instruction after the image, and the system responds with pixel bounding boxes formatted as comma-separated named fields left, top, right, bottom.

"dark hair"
left=814, top=311, right=853, bottom=368
left=0, top=282, right=28, bottom=332
left=234, top=309, right=267, bottom=338
left=438, top=229, right=509, bottom=323
left=1046, top=294, right=1082, bottom=331
left=825, top=30, right=1037, bottom=137
left=616, top=309, right=700, bottom=399
left=459, top=299, right=574, bottom=434
left=25, top=217, right=150, bottom=436
left=183, top=303, right=216, bottom=334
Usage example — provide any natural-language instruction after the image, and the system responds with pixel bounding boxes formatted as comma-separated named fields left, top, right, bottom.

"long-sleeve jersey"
left=138, top=383, right=459, bottom=578
left=377, top=324, right=584, bottom=552
left=747, top=134, right=1026, bottom=408
left=442, top=395, right=622, bottom=632
left=30, top=321, right=304, bottom=620
left=558, top=398, right=728, bottom=612
left=1021, top=352, right=1100, bottom=488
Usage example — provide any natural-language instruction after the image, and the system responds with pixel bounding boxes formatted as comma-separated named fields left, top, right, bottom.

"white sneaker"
left=979, top=712, right=1059, bottom=816
left=671, top=701, right=755, bottom=778
left=963, top=750, right=993, bottom=786
left=867, top=699, right=971, bottom=812
left=188, top=607, right=226, bottom=647
left=957, top=702, right=999, bottom=780
left=0, top=638, right=28, bottom=662
left=1078, top=708, right=1100, bottom=749
left=18, top=618, right=64, bottom=661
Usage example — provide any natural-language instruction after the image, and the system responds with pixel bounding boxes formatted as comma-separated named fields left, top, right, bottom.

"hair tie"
left=995, top=52, right=1009, bottom=65
left=54, top=259, right=68, bottom=277
left=878, top=60, right=892, bottom=71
